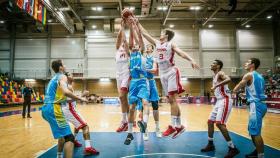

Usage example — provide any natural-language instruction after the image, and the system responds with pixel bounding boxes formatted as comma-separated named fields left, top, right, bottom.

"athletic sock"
left=57, top=152, right=63, bottom=158
left=155, top=121, right=159, bottom=129
left=128, top=123, right=133, bottom=133
left=171, top=115, right=177, bottom=127
left=143, top=112, right=149, bottom=124
left=227, top=140, right=235, bottom=148
left=208, top=137, right=214, bottom=145
left=176, top=116, right=182, bottom=127
left=258, top=153, right=264, bottom=158
left=85, top=140, right=91, bottom=148
left=122, top=113, right=128, bottom=123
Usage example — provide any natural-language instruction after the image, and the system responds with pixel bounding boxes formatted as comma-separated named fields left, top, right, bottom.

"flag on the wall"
left=33, top=0, right=38, bottom=20
left=23, top=0, right=29, bottom=12
left=16, top=0, right=24, bottom=9
left=28, top=0, right=34, bottom=16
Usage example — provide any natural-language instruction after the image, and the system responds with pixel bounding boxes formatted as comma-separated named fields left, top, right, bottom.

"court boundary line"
left=120, top=153, right=215, bottom=158
left=34, top=131, right=280, bottom=157
left=35, top=144, right=57, bottom=158
left=229, top=130, right=280, bottom=151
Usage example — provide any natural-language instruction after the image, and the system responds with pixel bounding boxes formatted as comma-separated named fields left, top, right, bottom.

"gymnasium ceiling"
left=0, top=0, right=280, bottom=33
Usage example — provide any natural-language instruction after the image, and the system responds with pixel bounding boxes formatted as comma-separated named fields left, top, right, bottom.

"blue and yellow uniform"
left=41, top=73, right=71, bottom=139
left=145, top=55, right=160, bottom=102
left=128, top=51, right=149, bottom=106
left=246, top=71, right=267, bottom=136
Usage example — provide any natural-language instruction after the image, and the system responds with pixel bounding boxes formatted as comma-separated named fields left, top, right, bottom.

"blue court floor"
left=38, top=131, right=280, bottom=158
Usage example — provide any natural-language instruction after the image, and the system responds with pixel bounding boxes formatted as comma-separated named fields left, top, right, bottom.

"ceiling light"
left=266, top=15, right=272, bottom=19
left=0, top=20, right=5, bottom=24
left=180, top=77, right=188, bottom=81
left=25, top=79, right=36, bottom=82
left=190, top=6, right=201, bottom=10
left=100, top=78, right=110, bottom=82
left=96, top=7, right=103, bottom=11
left=157, top=6, right=168, bottom=11
left=195, top=6, right=201, bottom=10
left=245, top=24, right=251, bottom=28
left=169, top=24, right=174, bottom=28
left=47, top=19, right=53, bottom=23
left=125, top=6, right=135, bottom=11
left=162, top=6, right=168, bottom=10
left=92, top=25, right=97, bottom=29
left=208, top=24, right=214, bottom=28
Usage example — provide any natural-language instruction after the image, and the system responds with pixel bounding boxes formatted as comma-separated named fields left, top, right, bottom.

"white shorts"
left=116, top=72, right=130, bottom=93
left=160, top=67, right=185, bottom=96
left=62, top=101, right=87, bottom=130
left=208, top=97, right=233, bottom=124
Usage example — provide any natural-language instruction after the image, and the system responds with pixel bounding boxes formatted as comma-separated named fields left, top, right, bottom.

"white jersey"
left=116, top=45, right=129, bottom=77
left=155, top=41, right=175, bottom=74
left=213, top=73, right=231, bottom=99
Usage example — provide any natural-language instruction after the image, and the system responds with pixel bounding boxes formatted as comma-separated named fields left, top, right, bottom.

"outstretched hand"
left=191, top=61, right=200, bottom=70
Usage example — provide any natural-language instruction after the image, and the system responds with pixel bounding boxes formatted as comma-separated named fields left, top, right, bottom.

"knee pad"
left=64, top=134, right=75, bottom=143
left=151, top=101, right=159, bottom=110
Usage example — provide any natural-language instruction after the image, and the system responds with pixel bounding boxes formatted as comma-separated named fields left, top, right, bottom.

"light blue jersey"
left=245, top=71, right=267, bottom=136
left=145, top=55, right=154, bottom=79
left=128, top=51, right=149, bottom=105
left=246, top=71, right=267, bottom=103
left=41, top=73, right=71, bottom=139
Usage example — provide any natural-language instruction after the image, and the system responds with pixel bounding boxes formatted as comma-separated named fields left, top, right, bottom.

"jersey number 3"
left=159, top=53, right=164, bottom=59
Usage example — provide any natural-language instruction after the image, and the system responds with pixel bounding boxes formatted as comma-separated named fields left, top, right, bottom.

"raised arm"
left=116, top=21, right=125, bottom=50
left=132, top=22, right=144, bottom=53
left=137, top=22, right=157, bottom=45
left=172, top=43, right=200, bottom=69
left=233, top=73, right=252, bottom=93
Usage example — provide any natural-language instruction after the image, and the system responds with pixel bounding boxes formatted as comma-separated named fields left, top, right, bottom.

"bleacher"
left=0, top=74, right=44, bottom=106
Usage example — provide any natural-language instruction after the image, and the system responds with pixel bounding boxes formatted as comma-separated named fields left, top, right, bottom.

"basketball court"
left=0, top=0, right=280, bottom=158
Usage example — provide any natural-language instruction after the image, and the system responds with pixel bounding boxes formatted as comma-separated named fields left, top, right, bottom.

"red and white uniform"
left=116, top=45, right=130, bottom=93
left=155, top=41, right=184, bottom=96
left=208, top=73, right=232, bottom=124
left=62, top=87, right=87, bottom=130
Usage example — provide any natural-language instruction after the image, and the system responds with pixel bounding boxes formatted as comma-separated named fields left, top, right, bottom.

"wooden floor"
left=0, top=103, right=279, bottom=158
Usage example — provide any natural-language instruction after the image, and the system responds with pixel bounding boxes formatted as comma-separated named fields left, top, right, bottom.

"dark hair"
left=165, top=29, right=175, bottom=41
left=64, top=72, right=70, bottom=77
left=51, top=59, right=63, bottom=73
left=250, top=58, right=260, bottom=69
left=214, top=59, right=223, bottom=69
left=147, top=44, right=154, bottom=50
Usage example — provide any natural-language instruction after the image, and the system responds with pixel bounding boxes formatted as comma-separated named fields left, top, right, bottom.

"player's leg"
left=124, top=103, right=136, bottom=145
left=151, top=101, right=162, bottom=137
left=81, top=125, right=99, bottom=155
left=57, top=138, right=65, bottom=158
left=201, top=104, right=217, bottom=152
left=63, top=134, right=75, bottom=158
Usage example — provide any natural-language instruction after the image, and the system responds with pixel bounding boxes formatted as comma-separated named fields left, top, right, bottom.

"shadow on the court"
left=37, top=131, right=280, bottom=158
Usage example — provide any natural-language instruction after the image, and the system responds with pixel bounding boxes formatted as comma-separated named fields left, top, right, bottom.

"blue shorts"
left=41, top=103, right=72, bottom=139
left=136, top=99, right=143, bottom=110
left=248, top=101, right=267, bottom=136
left=128, top=78, right=149, bottom=105
left=148, top=79, right=159, bottom=102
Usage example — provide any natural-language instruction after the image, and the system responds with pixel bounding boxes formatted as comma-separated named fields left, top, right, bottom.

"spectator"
left=22, top=82, right=35, bottom=118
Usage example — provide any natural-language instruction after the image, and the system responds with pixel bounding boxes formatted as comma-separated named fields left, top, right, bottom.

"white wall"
left=0, top=39, right=10, bottom=73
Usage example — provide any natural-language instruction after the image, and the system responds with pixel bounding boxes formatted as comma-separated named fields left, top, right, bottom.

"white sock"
left=122, top=113, right=128, bottom=123
left=208, top=137, right=214, bottom=141
left=227, top=141, right=235, bottom=148
left=258, top=153, right=264, bottom=158
left=171, top=115, right=177, bottom=127
left=128, top=123, right=133, bottom=133
left=176, top=116, right=181, bottom=127
left=85, top=140, right=91, bottom=148
left=155, top=121, right=159, bottom=129
left=143, top=113, right=149, bottom=124
left=57, top=152, right=63, bottom=158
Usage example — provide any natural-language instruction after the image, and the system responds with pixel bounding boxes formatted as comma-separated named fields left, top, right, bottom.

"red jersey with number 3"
left=155, top=41, right=175, bottom=73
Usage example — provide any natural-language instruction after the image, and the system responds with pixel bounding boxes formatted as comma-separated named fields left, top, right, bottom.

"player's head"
left=52, top=59, right=65, bottom=73
left=244, top=58, right=260, bottom=71
left=24, top=82, right=29, bottom=87
left=211, top=59, right=223, bottom=71
left=160, top=29, right=175, bottom=42
left=132, top=43, right=140, bottom=52
left=146, top=44, right=154, bottom=54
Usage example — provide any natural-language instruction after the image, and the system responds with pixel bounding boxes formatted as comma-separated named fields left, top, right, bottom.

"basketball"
left=121, top=8, right=133, bottom=19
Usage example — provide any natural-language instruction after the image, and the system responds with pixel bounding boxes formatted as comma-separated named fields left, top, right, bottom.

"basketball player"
left=59, top=72, right=99, bottom=156
left=233, top=58, right=267, bottom=158
left=124, top=19, right=150, bottom=145
left=141, top=44, right=162, bottom=141
left=115, top=20, right=130, bottom=132
left=137, top=22, right=199, bottom=138
left=201, top=60, right=239, bottom=158
left=41, top=59, right=88, bottom=158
